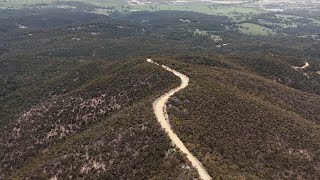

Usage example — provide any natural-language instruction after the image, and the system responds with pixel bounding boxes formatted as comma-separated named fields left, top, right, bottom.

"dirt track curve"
left=147, top=58, right=212, bottom=180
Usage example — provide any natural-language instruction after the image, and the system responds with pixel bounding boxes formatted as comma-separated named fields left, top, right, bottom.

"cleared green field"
left=239, top=23, right=275, bottom=36
left=129, top=5, right=263, bottom=21
left=0, top=0, right=122, bottom=9
left=0, top=0, right=53, bottom=9
left=67, top=0, right=127, bottom=6
left=0, top=0, right=264, bottom=21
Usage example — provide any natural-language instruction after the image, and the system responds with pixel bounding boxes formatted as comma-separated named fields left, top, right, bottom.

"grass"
left=0, top=0, right=53, bottom=9
left=124, top=5, right=264, bottom=21
left=0, top=0, right=264, bottom=22
left=239, top=23, right=275, bottom=36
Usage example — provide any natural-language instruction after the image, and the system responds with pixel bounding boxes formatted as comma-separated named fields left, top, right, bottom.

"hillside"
left=3, top=54, right=320, bottom=179
left=0, top=5, right=320, bottom=180
left=0, top=59, right=200, bottom=179
left=155, top=55, right=320, bottom=179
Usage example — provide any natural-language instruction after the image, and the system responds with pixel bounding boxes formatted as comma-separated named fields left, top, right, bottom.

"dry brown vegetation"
left=0, top=59, right=199, bottom=179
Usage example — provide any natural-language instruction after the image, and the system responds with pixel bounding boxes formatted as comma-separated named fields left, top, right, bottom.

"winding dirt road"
left=292, top=62, right=310, bottom=70
left=147, top=59, right=212, bottom=180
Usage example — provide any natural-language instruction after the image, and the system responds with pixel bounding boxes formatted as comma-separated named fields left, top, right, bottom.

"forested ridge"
left=157, top=55, right=320, bottom=179
left=0, top=5, right=320, bottom=179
